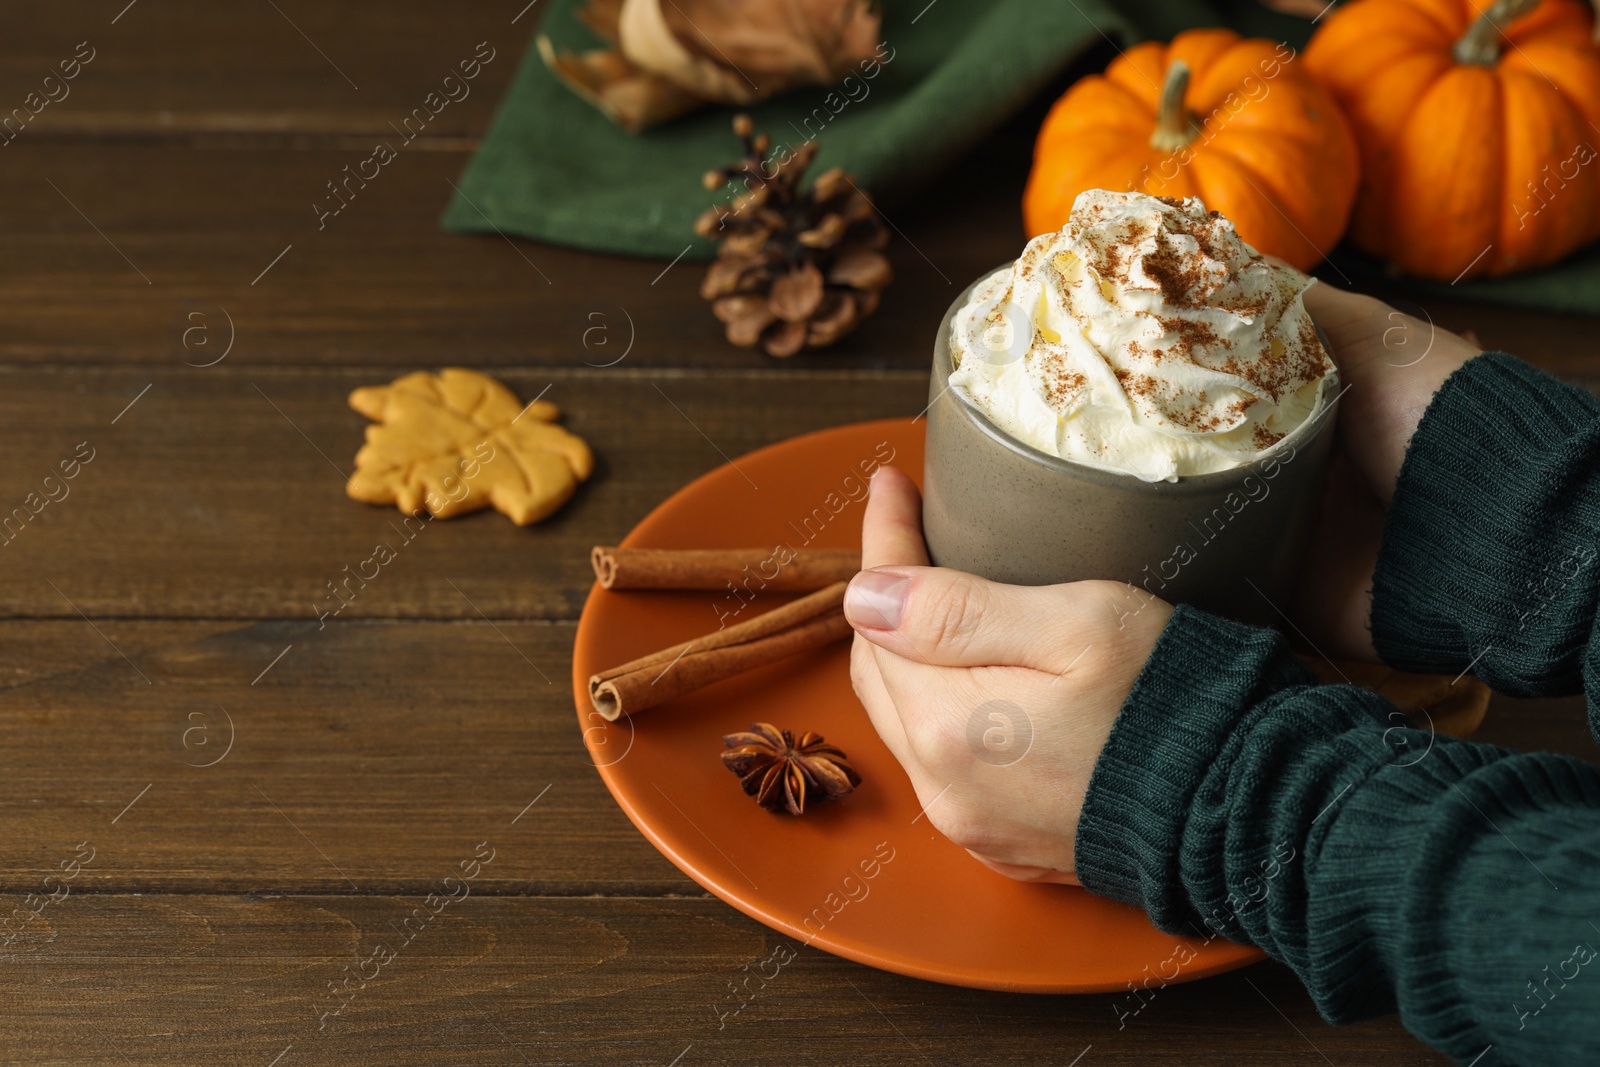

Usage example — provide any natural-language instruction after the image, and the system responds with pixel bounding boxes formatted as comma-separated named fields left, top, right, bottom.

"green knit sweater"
left=1076, top=354, right=1600, bottom=1066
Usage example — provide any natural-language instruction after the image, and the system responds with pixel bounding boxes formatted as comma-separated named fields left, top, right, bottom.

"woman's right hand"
left=1289, top=280, right=1481, bottom=660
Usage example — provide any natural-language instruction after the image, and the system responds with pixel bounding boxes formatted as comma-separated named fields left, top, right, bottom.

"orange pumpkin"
left=1022, top=28, right=1360, bottom=270
left=1306, top=0, right=1600, bottom=280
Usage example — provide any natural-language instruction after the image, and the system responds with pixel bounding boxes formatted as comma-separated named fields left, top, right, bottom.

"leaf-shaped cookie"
left=346, top=368, right=594, bottom=526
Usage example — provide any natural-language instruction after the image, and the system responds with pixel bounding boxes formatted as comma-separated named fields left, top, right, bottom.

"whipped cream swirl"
left=948, top=189, right=1334, bottom=482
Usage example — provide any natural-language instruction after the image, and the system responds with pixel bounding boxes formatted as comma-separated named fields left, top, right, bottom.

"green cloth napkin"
left=443, top=0, right=1600, bottom=315
left=1331, top=246, right=1600, bottom=318
left=442, top=0, right=1168, bottom=261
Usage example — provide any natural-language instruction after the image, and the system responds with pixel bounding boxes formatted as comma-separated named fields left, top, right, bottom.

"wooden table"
left=2, top=5, right=1594, bottom=1064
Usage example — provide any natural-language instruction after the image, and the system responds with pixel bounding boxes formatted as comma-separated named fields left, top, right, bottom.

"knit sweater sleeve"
left=1370, top=353, right=1600, bottom=733
left=1076, top=607, right=1600, bottom=1066
left=1075, top=353, right=1600, bottom=1064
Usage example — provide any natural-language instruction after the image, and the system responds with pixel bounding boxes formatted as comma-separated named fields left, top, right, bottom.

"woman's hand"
left=844, top=465, right=1172, bottom=884
left=1301, top=280, right=1480, bottom=505
left=842, top=280, right=1478, bottom=881
left=1289, top=280, right=1481, bottom=660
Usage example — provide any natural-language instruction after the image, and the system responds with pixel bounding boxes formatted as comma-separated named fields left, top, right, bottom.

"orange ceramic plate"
left=572, top=418, right=1263, bottom=992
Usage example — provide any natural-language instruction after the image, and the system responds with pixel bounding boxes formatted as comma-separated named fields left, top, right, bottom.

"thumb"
left=843, top=565, right=1086, bottom=671
left=861, top=464, right=930, bottom=570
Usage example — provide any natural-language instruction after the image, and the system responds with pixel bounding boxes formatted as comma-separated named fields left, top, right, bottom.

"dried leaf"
left=576, top=0, right=626, bottom=40
left=618, top=0, right=758, bottom=103
left=347, top=368, right=593, bottom=526
left=536, top=36, right=703, bottom=133
left=544, top=0, right=881, bottom=130
left=656, top=0, right=882, bottom=95
left=769, top=262, right=825, bottom=321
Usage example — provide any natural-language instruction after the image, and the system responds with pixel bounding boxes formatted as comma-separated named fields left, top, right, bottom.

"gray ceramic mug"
left=922, top=271, right=1339, bottom=626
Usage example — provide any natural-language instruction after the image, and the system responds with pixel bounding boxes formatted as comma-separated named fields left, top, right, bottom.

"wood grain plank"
left=0, top=618, right=1589, bottom=897
left=0, top=894, right=1450, bottom=1066
left=2, top=137, right=1593, bottom=374
left=0, top=366, right=924, bottom=619
left=0, top=141, right=1002, bottom=370
left=0, top=621, right=235, bottom=690
left=0, top=617, right=754, bottom=894
left=0, top=9, right=1580, bottom=1064
left=0, top=1, right=517, bottom=140
left=0, top=2, right=1025, bottom=374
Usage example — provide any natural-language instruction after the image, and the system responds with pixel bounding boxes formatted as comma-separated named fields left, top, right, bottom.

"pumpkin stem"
left=1149, top=60, right=1198, bottom=153
left=1453, top=0, right=1542, bottom=66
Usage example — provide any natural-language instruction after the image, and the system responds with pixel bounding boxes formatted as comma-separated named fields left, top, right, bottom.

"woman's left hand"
left=845, top=465, right=1172, bottom=884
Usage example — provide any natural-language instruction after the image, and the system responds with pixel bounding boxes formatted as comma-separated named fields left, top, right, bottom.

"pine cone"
left=696, top=115, right=891, bottom=358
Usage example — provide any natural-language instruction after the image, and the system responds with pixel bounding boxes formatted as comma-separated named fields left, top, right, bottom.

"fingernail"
left=845, top=570, right=908, bottom=630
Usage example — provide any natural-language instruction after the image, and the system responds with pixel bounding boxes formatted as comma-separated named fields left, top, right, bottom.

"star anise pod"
left=695, top=115, right=892, bottom=357
left=721, top=722, right=861, bottom=815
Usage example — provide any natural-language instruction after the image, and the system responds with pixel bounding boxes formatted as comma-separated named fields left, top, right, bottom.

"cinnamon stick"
left=589, top=581, right=851, bottom=720
left=591, top=545, right=859, bottom=591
